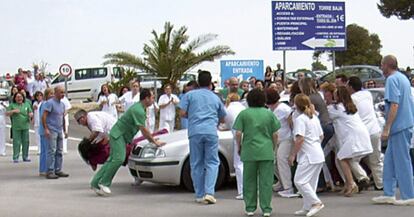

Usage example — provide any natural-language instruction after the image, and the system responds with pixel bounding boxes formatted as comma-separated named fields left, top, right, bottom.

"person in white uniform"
left=0, top=101, right=8, bottom=156
left=74, top=110, right=116, bottom=144
left=289, top=94, right=325, bottom=217
left=158, top=84, right=179, bottom=133
left=223, top=93, right=245, bottom=200
left=32, top=91, right=44, bottom=154
left=347, top=76, right=384, bottom=190
left=61, top=96, right=72, bottom=154
left=265, top=88, right=298, bottom=198
left=98, top=84, right=119, bottom=119
left=327, top=86, right=373, bottom=197
left=146, top=101, right=159, bottom=133
left=119, top=80, right=140, bottom=112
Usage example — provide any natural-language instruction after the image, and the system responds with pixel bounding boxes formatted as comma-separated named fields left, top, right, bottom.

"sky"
left=0, top=0, right=413, bottom=79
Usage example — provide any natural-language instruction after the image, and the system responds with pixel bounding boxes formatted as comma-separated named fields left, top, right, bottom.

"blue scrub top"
left=384, top=71, right=414, bottom=134
left=179, top=88, right=226, bottom=137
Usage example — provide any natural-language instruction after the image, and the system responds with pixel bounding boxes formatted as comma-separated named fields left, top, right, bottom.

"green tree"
left=378, top=0, right=414, bottom=20
left=103, top=22, right=235, bottom=88
left=313, top=24, right=382, bottom=66
left=311, top=61, right=327, bottom=71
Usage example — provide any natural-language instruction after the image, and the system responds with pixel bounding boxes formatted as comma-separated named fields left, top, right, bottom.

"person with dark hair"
left=289, top=93, right=325, bottom=217
left=365, top=80, right=376, bottom=89
left=90, top=88, right=165, bottom=196
left=265, top=88, right=297, bottom=198
left=264, top=66, right=273, bottom=87
left=118, top=86, right=130, bottom=97
left=255, top=80, right=265, bottom=90
left=119, top=80, right=140, bottom=111
left=179, top=70, right=227, bottom=204
left=373, top=55, right=414, bottom=205
left=6, top=92, right=33, bottom=163
left=38, top=88, right=54, bottom=176
left=327, top=86, right=373, bottom=197
left=97, top=84, right=119, bottom=119
left=249, top=76, right=257, bottom=90
left=233, top=88, right=280, bottom=217
left=335, top=74, right=348, bottom=87
left=347, top=76, right=384, bottom=191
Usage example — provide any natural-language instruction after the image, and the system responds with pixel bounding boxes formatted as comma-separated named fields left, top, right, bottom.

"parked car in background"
left=51, top=66, right=123, bottom=101
left=367, top=88, right=386, bottom=150
left=285, top=70, right=317, bottom=83
left=137, top=72, right=197, bottom=92
left=0, top=79, right=12, bottom=101
left=313, top=70, right=329, bottom=79
left=128, top=129, right=234, bottom=191
left=319, top=65, right=385, bottom=87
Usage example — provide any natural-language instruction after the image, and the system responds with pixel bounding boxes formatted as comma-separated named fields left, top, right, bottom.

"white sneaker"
left=393, top=198, right=414, bottom=206
left=294, top=210, right=308, bottom=216
left=306, top=204, right=324, bottom=217
left=235, top=194, right=244, bottom=200
left=372, top=196, right=396, bottom=204
left=195, top=198, right=206, bottom=204
left=278, top=189, right=300, bottom=198
left=263, top=213, right=271, bottom=217
left=203, top=194, right=216, bottom=204
left=272, top=183, right=284, bottom=192
left=245, top=211, right=254, bottom=216
left=98, top=184, right=111, bottom=195
left=91, top=187, right=104, bottom=196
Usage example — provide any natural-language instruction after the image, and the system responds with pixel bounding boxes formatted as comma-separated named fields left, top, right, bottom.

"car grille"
left=138, top=171, right=153, bottom=178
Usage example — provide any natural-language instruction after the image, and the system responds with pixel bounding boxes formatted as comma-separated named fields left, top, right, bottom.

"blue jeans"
left=189, top=134, right=219, bottom=198
left=383, top=129, right=414, bottom=200
left=39, top=135, right=48, bottom=173
left=47, top=131, right=63, bottom=173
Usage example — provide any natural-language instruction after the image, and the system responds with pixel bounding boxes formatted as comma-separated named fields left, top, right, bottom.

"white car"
left=128, top=130, right=234, bottom=191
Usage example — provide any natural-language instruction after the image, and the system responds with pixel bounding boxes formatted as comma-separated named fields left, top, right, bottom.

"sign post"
left=59, top=64, right=72, bottom=97
left=272, top=1, right=346, bottom=74
left=220, top=60, right=264, bottom=87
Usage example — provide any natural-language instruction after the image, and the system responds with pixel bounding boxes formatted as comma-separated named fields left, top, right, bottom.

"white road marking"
left=5, top=124, right=82, bottom=143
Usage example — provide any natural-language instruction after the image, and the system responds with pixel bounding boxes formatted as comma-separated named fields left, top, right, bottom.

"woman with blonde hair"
left=224, top=92, right=246, bottom=200
left=327, top=86, right=373, bottom=196
left=289, top=93, right=325, bottom=217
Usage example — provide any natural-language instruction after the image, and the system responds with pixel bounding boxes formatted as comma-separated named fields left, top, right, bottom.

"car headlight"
left=138, top=144, right=166, bottom=158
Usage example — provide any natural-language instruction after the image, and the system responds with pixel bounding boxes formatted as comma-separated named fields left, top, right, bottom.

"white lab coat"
left=0, top=102, right=7, bottom=155
left=98, top=93, right=118, bottom=119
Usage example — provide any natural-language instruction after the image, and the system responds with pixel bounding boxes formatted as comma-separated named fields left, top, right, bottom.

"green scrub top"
left=233, top=107, right=281, bottom=161
left=110, top=102, right=146, bottom=142
left=7, top=102, right=32, bottom=130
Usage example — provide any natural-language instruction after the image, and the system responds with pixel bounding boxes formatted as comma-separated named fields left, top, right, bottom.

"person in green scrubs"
left=90, top=88, right=165, bottom=196
left=6, top=92, right=33, bottom=163
left=233, top=88, right=281, bottom=217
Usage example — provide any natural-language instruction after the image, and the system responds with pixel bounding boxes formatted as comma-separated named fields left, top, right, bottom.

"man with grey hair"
left=74, top=109, right=116, bottom=145
left=42, top=86, right=68, bottom=179
left=372, top=55, right=414, bottom=206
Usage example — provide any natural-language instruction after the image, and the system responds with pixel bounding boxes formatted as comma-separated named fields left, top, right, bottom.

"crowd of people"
left=1, top=55, right=414, bottom=216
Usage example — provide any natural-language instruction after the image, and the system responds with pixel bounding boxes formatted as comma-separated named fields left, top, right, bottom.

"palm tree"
left=103, top=22, right=235, bottom=88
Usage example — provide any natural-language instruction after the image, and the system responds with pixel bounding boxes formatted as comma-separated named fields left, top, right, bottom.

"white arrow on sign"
left=302, top=37, right=345, bottom=49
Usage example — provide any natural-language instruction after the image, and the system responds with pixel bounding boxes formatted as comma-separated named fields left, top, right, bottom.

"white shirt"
left=87, top=111, right=116, bottom=134
left=33, top=101, right=42, bottom=127
left=0, top=102, right=7, bottom=126
left=31, top=80, right=48, bottom=97
left=328, top=103, right=373, bottom=159
left=273, top=102, right=292, bottom=141
left=293, top=113, right=325, bottom=164
left=146, top=102, right=159, bottom=131
left=61, top=97, right=72, bottom=111
left=26, top=76, right=35, bottom=94
left=98, top=93, right=118, bottom=119
left=158, top=94, right=179, bottom=121
left=351, top=90, right=381, bottom=135
left=279, top=90, right=290, bottom=103
left=224, top=101, right=245, bottom=129
left=119, top=91, right=140, bottom=111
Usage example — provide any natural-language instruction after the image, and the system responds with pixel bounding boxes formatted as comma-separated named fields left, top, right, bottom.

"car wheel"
left=181, top=154, right=228, bottom=192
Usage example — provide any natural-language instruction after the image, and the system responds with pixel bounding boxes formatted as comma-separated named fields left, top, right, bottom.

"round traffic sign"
left=59, top=64, right=72, bottom=77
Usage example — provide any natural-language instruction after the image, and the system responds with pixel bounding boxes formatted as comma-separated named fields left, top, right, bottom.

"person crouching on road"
left=289, top=94, right=325, bottom=217
left=90, top=88, right=165, bottom=196
left=233, top=88, right=281, bottom=217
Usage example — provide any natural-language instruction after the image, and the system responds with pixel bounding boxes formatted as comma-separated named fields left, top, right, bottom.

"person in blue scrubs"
left=372, top=55, right=414, bottom=206
left=179, top=70, right=226, bottom=204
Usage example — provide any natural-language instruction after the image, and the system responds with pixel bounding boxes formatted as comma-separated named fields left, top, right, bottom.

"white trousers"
left=62, top=114, right=69, bottom=153
left=159, top=119, right=174, bottom=133
left=0, top=126, right=5, bottom=155
left=34, top=126, right=41, bottom=154
left=276, top=139, right=293, bottom=190
left=294, top=161, right=323, bottom=210
left=232, top=132, right=243, bottom=195
left=350, top=132, right=384, bottom=188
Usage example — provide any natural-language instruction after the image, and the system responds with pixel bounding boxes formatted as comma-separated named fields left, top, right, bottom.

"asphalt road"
left=0, top=115, right=413, bottom=217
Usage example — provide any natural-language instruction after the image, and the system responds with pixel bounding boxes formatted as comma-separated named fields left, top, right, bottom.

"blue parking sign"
left=220, top=60, right=264, bottom=86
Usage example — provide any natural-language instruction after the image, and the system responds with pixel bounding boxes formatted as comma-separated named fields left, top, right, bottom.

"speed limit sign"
left=59, top=63, right=72, bottom=77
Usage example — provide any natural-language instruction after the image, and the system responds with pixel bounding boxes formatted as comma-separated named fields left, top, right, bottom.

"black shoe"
left=357, top=179, right=370, bottom=192
left=46, top=173, right=59, bottom=179
left=55, top=171, right=69, bottom=178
